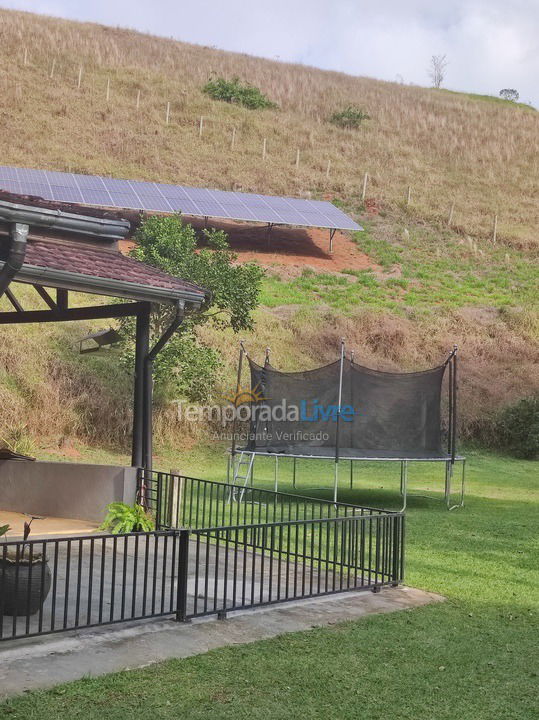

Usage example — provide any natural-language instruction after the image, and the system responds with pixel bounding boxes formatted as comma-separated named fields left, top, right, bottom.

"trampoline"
left=228, top=342, right=465, bottom=510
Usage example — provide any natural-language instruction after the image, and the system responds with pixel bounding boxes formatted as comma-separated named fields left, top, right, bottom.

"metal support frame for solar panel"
left=0, top=166, right=362, bottom=238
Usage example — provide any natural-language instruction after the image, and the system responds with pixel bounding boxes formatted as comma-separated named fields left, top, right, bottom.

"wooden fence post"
left=165, top=102, right=170, bottom=125
left=361, top=172, right=368, bottom=201
left=199, top=116, right=204, bottom=137
left=448, top=202, right=455, bottom=227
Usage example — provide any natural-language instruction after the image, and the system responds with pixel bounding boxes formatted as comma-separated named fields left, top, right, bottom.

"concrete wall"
left=0, top=460, right=138, bottom=524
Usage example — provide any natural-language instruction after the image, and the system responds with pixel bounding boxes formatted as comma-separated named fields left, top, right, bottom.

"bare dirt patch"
left=187, top=217, right=379, bottom=274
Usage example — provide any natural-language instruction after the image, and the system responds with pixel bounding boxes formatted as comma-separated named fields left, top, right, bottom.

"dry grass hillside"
left=0, top=9, right=538, bottom=246
left=0, top=8, right=537, bottom=453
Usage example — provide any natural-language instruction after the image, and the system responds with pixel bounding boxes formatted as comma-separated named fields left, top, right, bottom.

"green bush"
left=99, top=503, right=155, bottom=534
left=202, top=76, right=276, bottom=109
left=329, top=105, right=370, bottom=129
left=495, top=395, right=539, bottom=459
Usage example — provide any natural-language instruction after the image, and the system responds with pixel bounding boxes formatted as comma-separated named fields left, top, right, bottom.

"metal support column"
left=329, top=228, right=336, bottom=254
left=143, top=302, right=185, bottom=473
left=131, top=304, right=151, bottom=468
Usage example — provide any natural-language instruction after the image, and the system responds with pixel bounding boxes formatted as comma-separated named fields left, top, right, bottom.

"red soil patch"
left=187, top=217, right=377, bottom=273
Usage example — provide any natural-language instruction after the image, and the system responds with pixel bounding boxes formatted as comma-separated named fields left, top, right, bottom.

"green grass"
left=2, top=448, right=538, bottom=719
left=437, top=88, right=536, bottom=111
left=260, top=219, right=539, bottom=316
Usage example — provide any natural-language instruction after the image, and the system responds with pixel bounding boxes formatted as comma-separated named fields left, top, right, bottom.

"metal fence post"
left=175, top=529, right=190, bottom=622
left=391, top=515, right=401, bottom=586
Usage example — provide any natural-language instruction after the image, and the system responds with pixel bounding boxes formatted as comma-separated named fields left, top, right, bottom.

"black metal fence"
left=141, top=471, right=387, bottom=530
left=0, top=531, right=179, bottom=641
left=0, top=473, right=404, bottom=641
left=141, top=471, right=405, bottom=620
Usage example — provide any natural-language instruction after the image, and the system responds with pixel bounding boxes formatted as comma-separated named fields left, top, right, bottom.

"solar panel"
left=0, top=165, right=362, bottom=232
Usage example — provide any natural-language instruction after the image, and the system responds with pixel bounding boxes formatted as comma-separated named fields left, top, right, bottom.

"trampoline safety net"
left=246, top=358, right=449, bottom=459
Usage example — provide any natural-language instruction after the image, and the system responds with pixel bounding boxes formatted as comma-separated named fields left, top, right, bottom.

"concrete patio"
left=0, top=510, right=97, bottom=539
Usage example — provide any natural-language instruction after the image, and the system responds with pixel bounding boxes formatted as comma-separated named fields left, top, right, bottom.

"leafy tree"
left=499, top=88, right=519, bottom=102
left=122, top=215, right=264, bottom=403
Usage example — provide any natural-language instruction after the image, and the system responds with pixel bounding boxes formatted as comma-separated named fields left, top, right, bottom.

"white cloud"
left=5, top=0, right=539, bottom=105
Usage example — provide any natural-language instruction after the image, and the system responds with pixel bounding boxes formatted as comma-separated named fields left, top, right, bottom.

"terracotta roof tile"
left=23, top=239, right=206, bottom=300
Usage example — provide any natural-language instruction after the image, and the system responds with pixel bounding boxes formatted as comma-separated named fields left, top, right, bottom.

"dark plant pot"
left=0, top=556, right=52, bottom=616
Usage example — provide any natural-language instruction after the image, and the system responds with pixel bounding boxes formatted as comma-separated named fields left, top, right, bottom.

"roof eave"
left=4, top=262, right=205, bottom=307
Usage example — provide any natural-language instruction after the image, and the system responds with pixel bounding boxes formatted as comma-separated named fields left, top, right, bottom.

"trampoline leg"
left=350, top=460, right=353, bottom=489
left=334, top=462, right=339, bottom=505
left=227, top=454, right=231, bottom=484
left=274, top=455, right=279, bottom=493
left=447, top=459, right=466, bottom=511
left=293, top=457, right=297, bottom=489
left=399, top=461, right=407, bottom=512
left=445, top=461, right=451, bottom=509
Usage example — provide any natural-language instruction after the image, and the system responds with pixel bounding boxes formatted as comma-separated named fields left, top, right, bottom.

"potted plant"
left=0, top=519, right=52, bottom=616
left=99, top=502, right=155, bottom=534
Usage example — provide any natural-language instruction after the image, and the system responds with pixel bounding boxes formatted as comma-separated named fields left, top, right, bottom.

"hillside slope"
left=0, top=8, right=537, bottom=454
left=0, top=9, right=538, bottom=245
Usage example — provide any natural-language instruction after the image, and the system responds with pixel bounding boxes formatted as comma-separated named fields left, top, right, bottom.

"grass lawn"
left=1, top=448, right=538, bottom=719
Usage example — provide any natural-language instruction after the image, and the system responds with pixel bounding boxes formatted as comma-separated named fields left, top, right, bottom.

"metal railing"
left=0, top=531, right=179, bottom=641
left=0, top=473, right=404, bottom=641
left=140, top=471, right=390, bottom=531
left=141, top=471, right=405, bottom=620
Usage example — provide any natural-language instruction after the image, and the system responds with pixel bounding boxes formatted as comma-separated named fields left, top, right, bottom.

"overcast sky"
left=5, top=0, right=539, bottom=107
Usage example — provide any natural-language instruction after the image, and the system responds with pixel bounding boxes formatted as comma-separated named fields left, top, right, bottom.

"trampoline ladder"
left=231, top=451, right=255, bottom=501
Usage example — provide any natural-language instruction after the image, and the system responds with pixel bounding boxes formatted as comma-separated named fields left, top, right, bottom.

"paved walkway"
left=0, top=585, right=444, bottom=698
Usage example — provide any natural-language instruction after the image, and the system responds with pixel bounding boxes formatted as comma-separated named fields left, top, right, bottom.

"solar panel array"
left=0, top=165, right=361, bottom=231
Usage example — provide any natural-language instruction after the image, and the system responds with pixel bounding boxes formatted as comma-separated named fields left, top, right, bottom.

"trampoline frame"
left=227, top=451, right=466, bottom=512
left=229, top=341, right=465, bottom=510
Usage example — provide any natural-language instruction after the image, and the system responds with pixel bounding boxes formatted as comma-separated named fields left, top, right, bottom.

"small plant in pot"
left=0, top=520, right=52, bottom=616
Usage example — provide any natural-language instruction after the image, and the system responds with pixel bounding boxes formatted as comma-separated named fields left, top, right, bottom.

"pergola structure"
left=0, top=193, right=208, bottom=471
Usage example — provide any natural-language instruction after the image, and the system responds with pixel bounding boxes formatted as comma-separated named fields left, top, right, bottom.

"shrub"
left=329, top=105, right=370, bottom=129
left=495, top=395, right=539, bottom=459
left=202, top=76, right=276, bottom=109
left=99, top=503, right=155, bottom=534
